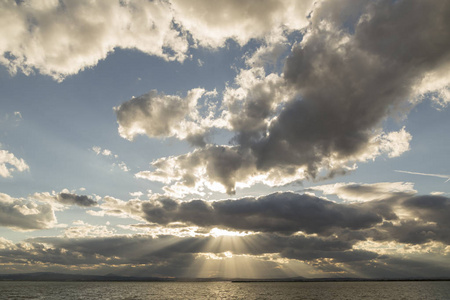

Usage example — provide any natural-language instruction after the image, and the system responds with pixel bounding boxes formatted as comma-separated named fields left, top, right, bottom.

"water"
left=1, top=281, right=449, bottom=299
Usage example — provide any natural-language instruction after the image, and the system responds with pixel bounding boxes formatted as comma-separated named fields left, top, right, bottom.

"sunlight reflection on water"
left=1, top=281, right=450, bottom=299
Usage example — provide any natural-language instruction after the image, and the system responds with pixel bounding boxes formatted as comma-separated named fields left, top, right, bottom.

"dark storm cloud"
left=57, top=193, right=97, bottom=207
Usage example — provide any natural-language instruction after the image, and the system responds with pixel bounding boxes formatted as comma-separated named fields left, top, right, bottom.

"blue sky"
left=0, top=0, right=449, bottom=279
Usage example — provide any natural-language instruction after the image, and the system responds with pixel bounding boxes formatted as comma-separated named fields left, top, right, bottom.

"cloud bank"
left=93, top=187, right=450, bottom=246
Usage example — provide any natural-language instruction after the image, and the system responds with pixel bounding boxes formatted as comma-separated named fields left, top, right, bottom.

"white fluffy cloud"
left=0, top=149, right=29, bottom=178
left=0, top=0, right=188, bottom=81
left=170, top=0, right=314, bottom=48
left=115, top=88, right=222, bottom=147
left=0, top=0, right=316, bottom=81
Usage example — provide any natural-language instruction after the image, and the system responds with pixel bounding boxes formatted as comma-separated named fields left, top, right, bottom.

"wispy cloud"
left=395, top=170, right=450, bottom=182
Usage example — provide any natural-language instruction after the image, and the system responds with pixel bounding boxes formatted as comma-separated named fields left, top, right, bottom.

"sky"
left=0, top=0, right=449, bottom=279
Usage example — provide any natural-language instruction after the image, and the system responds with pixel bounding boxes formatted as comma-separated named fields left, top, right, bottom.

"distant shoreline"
left=231, top=278, right=450, bottom=283
left=0, top=273, right=449, bottom=283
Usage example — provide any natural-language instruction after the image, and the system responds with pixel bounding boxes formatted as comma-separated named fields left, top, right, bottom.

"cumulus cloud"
left=222, top=67, right=293, bottom=145
left=254, top=0, right=448, bottom=174
left=0, top=149, right=29, bottom=178
left=0, top=192, right=56, bottom=231
left=170, top=0, right=314, bottom=48
left=115, top=88, right=219, bottom=147
left=136, top=126, right=411, bottom=196
left=0, top=0, right=317, bottom=81
left=0, top=0, right=189, bottom=81
left=133, top=0, right=449, bottom=195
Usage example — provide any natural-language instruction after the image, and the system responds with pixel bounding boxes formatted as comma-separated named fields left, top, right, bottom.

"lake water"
left=1, top=281, right=450, bottom=299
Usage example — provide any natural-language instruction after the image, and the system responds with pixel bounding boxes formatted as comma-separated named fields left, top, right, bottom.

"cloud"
left=0, top=192, right=56, bottom=231
left=136, top=126, right=411, bottom=196
left=115, top=88, right=214, bottom=147
left=64, top=221, right=115, bottom=238
left=92, top=146, right=113, bottom=157
left=96, top=192, right=385, bottom=235
left=0, top=0, right=188, bottom=81
left=1, top=188, right=449, bottom=277
left=132, top=0, right=450, bottom=195
left=92, top=146, right=129, bottom=172
left=0, top=233, right=380, bottom=277
left=32, top=191, right=97, bottom=209
left=56, top=193, right=97, bottom=207
left=92, top=190, right=450, bottom=247
left=254, top=0, right=449, bottom=175
left=1, top=228, right=449, bottom=278
left=0, top=0, right=316, bottom=81
left=307, top=182, right=417, bottom=202
left=170, top=0, right=314, bottom=48
left=0, top=149, right=29, bottom=178
left=222, top=67, right=293, bottom=145
left=395, top=170, right=450, bottom=183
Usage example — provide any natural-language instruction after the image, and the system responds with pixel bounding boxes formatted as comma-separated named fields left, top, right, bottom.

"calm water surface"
left=1, top=281, right=449, bottom=299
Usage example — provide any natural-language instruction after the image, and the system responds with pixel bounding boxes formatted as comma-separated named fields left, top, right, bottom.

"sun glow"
left=208, top=228, right=251, bottom=237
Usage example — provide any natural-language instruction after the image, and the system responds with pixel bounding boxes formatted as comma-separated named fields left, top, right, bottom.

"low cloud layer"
left=1, top=229, right=448, bottom=278
left=95, top=189, right=450, bottom=246
left=0, top=184, right=449, bottom=278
